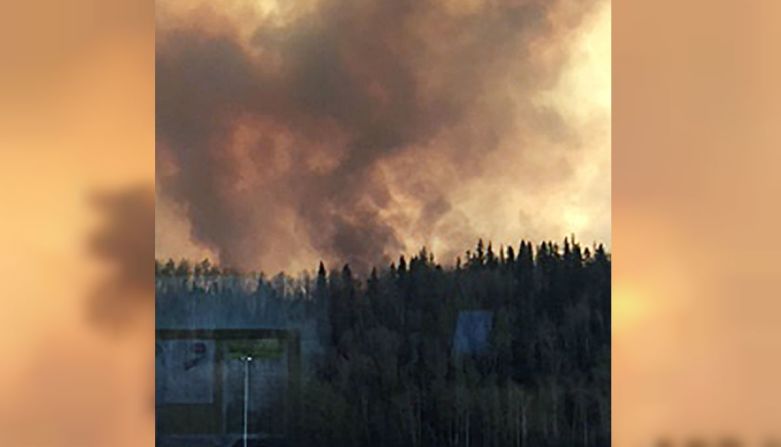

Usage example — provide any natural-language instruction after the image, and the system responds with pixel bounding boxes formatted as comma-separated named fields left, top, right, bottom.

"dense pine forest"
left=156, top=238, right=611, bottom=447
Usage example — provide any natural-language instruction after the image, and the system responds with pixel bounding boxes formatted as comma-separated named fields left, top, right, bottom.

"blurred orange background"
left=614, top=1, right=781, bottom=445
left=0, top=0, right=154, bottom=445
left=2, top=0, right=781, bottom=446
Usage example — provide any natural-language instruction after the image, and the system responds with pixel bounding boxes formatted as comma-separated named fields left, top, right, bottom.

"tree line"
left=156, top=238, right=611, bottom=447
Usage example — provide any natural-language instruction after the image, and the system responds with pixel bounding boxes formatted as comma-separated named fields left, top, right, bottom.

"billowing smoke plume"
left=156, top=0, right=610, bottom=273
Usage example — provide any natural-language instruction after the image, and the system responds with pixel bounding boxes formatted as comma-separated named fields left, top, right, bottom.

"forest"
left=156, top=238, right=611, bottom=447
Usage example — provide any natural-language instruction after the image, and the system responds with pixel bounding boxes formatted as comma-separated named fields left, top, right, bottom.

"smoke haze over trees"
left=156, top=237, right=610, bottom=447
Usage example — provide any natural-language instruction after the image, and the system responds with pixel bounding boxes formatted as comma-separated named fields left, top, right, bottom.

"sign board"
left=225, top=338, right=284, bottom=360
left=156, top=339, right=215, bottom=404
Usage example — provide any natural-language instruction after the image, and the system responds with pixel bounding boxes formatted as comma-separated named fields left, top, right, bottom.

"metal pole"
left=243, top=356, right=252, bottom=447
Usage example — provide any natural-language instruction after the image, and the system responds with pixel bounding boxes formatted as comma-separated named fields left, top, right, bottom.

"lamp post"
left=243, top=356, right=253, bottom=447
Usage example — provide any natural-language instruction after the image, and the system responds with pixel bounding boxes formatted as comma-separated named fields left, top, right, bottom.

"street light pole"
left=243, top=356, right=253, bottom=447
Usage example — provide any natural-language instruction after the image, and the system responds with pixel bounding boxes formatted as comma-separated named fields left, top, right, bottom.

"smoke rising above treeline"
left=156, top=0, right=611, bottom=273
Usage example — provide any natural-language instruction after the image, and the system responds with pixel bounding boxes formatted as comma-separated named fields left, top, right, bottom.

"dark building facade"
left=156, top=278, right=323, bottom=447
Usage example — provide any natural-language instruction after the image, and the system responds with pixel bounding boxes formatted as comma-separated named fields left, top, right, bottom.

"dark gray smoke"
left=156, top=0, right=603, bottom=272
